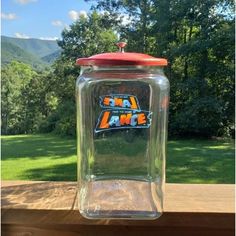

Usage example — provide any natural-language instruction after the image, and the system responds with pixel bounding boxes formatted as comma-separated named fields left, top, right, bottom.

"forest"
left=1, top=0, right=235, bottom=138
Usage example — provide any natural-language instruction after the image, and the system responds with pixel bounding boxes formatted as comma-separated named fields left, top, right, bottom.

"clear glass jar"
left=76, top=65, right=169, bottom=219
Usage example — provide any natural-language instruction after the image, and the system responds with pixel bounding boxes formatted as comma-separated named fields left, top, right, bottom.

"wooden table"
left=1, top=181, right=235, bottom=236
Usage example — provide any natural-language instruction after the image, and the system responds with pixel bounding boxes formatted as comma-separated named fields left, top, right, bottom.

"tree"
left=43, top=11, right=118, bottom=136
left=1, top=61, right=57, bottom=134
left=2, top=2, right=234, bottom=138
left=87, top=0, right=235, bottom=137
left=1, top=61, right=37, bottom=134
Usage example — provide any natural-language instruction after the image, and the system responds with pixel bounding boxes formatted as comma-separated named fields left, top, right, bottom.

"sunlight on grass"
left=167, top=139, right=235, bottom=183
left=1, top=134, right=235, bottom=183
left=207, top=146, right=233, bottom=149
left=1, top=134, right=77, bottom=181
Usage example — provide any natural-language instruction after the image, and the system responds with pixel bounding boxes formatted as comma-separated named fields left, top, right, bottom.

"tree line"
left=1, top=0, right=235, bottom=138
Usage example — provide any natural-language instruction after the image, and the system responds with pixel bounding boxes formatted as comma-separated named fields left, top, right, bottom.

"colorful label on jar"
left=99, top=94, right=140, bottom=110
left=95, top=94, right=152, bottom=133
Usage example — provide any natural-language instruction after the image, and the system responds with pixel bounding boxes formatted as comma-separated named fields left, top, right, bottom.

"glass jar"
left=76, top=42, right=169, bottom=219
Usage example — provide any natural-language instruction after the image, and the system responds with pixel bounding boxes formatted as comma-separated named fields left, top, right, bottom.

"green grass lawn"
left=1, top=134, right=235, bottom=183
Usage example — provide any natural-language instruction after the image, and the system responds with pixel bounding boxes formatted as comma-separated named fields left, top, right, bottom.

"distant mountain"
left=1, top=36, right=61, bottom=69
left=41, top=50, right=61, bottom=64
left=2, top=36, right=60, bottom=58
left=1, top=41, right=46, bottom=70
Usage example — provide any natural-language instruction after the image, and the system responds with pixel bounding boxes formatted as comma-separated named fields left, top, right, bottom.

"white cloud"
left=39, top=37, right=58, bottom=41
left=15, top=32, right=29, bottom=39
left=15, top=0, right=37, bottom=4
left=52, top=20, right=63, bottom=27
left=79, top=10, right=88, bottom=18
left=14, top=33, right=58, bottom=40
left=1, top=12, right=17, bottom=20
left=68, top=10, right=87, bottom=21
left=68, top=10, right=79, bottom=21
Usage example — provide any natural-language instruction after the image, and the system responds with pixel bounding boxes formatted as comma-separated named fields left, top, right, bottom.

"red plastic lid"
left=76, top=42, right=167, bottom=66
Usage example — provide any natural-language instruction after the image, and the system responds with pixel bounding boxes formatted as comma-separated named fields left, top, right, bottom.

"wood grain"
left=1, top=181, right=235, bottom=236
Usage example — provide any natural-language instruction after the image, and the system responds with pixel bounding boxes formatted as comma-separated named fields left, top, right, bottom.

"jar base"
left=80, top=209, right=162, bottom=220
left=79, top=179, right=162, bottom=220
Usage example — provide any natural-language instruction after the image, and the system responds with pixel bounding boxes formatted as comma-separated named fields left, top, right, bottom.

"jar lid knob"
left=116, top=42, right=127, bottom=53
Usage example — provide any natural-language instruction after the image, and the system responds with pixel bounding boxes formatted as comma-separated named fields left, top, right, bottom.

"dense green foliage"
left=1, top=1, right=235, bottom=138
left=88, top=0, right=235, bottom=137
left=1, top=61, right=58, bottom=134
left=38, top=12, right=118, bottom=136
left=2, top=134, right=234, bottom=183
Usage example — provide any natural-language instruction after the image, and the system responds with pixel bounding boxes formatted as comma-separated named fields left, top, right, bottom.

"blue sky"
left=1, top=0, right=93, bottom=40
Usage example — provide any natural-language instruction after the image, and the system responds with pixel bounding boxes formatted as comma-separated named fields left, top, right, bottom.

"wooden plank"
left=1, top=209, right=234, bottom=228
left=165, top=183, right=235, bottom=213
left=1, top=181, right=235, bottom=236
left=1, top=181, right=234, bottom=213
left=1, top=223, right=235, bottom=236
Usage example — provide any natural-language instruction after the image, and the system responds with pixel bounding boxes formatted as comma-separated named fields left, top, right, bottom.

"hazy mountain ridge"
left=41, top=50, right=61, bottom=64
left=2, top=41, right=46, bottom=70
left=1, top=36, right=61, bottom=69
left=2, top=36, right=60, bottom=57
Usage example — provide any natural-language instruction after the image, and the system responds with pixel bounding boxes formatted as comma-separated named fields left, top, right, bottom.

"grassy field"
left=1, top=134, right=235, bottom=183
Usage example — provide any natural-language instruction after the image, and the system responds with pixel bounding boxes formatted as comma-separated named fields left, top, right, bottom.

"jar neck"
left=80, top=65, right=164, bottom=75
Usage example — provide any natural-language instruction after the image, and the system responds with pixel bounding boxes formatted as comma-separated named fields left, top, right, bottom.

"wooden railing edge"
left=1, top=181, right=235, bottom=236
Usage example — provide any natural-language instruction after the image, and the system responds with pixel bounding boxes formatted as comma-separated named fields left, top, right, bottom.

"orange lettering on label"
left=99, top=111, right=110, bottom=128
left=138, top=113, right=146, bottom=124
left=103, top=97, right=110, bottom=106
left=120, top=114, right=132, bottom=125
left=114, top=98, right=123, bottom=107
left=130, top=96, right=138, bottom=109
